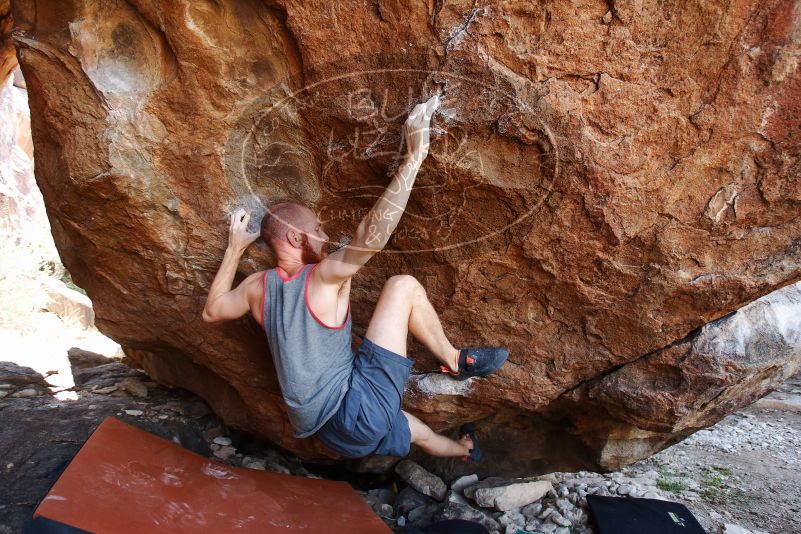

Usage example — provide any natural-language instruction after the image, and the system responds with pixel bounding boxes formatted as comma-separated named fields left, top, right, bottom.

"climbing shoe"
left=440, top=346, right=508, bottom=381
left=459, top=422, right=483, bottom=462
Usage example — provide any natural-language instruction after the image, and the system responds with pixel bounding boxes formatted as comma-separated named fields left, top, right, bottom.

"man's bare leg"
left=364, top=275, right=460, bottom=371
left=364, top=275, right=472, bottom=457
left=404, top=411, right=473, bottom=457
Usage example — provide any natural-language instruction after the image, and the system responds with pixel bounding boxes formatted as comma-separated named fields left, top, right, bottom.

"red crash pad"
left=34, top=417, right=391, bottom=533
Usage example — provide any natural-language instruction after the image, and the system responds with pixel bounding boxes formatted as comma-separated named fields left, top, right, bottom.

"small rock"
left=474, top=480, right=552, bottom=511
left=723, top=524, right=769, bottom=534
left=407, top=504, right=440, bottom=526
left=264, top=461, right=291, bottom=475
left=213, top=436, right=233, bottom=446
left=549, top=511, right=571, bottom=527
left=447, top=490, right=470, bottom=506
left=451, top=474, right=479, bottom=493
left=629, top=487, right=644, bottom=498
left=437, top=501, right=500, bottom=532
left=395, top=486, right=436, bottom=516
left=555, top=498, right=573, bottom=514
left=244, top=459, right=266, bottom=470
left=366, top=488, right=395, bottom=506
left=119, top=377, right=148, bottom=398
left=397, top=516, right=406, bottom=527
left=67, top=347, right=113, bottom=369
left=395, top=460, right=447, bottom=501
left=525, top=519, right=544, bottom=531
left=463, top=477, right=507, bottom=499
left=124, top=409, right=143, bottom=416
left=93, top=385, right=118, bottom=395
left=11, top=388, right=38, bottom=398
left=617, top=483, right=634, bottom=495
left=0, top=391, right=8, bottom=399
left=521, top=502, right=542, bottom=520
left=498, top=509, right=526, bottom=529
left=372, top=503, right=394, bottom=518
left=204, top=425, right=224, bottom=440
left=213, top=445, right=236, bottom=460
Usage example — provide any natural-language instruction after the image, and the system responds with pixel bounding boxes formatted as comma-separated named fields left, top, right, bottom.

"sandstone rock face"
left=8, top=0, right=801, bottom=473
left=557, top=281, right=801, bottom=470
left=0, top=1, right=15, bottom=83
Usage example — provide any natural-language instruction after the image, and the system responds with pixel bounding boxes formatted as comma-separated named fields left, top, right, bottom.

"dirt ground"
left=623, top=375, right=801, bottom=534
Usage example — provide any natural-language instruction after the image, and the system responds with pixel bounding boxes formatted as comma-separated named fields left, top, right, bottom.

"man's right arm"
left=315, top=95, right=439, bottom=285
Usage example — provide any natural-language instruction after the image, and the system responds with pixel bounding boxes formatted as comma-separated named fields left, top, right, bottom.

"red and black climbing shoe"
left=440, top=347, right=509, bottom=381
left=459, top=422, right=483, bottom=462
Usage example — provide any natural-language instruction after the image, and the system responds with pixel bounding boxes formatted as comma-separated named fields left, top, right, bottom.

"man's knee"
left=383, top=274, right=425, bottom=300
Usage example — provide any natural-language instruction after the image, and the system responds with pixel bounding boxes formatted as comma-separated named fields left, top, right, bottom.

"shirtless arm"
left=202, top=209, right=262, bottom=324
left=314, top=94, right=440, bottom=286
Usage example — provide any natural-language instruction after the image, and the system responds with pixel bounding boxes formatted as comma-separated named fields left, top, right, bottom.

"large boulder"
left=8, top=0, right=801, bottom=472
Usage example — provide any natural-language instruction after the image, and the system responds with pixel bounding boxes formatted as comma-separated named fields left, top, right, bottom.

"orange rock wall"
left=9, top=0, right=801, bottom=473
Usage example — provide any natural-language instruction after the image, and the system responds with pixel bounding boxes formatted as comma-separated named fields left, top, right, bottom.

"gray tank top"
left=262, top=263, right=354, bottom=438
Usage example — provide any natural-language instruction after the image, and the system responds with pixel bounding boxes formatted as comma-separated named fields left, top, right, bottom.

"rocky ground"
left=1, top=349, right=798, bottom=533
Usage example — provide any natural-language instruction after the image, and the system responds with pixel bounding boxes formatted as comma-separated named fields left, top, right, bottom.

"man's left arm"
left=202, top=208, right=261, bottom=324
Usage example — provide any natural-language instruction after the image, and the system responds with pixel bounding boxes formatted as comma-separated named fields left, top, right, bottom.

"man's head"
left=260, top=201, right=330, bottom=264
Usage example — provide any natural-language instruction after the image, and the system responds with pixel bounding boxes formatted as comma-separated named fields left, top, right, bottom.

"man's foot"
left=458, top=422, right=483, bottom=462
left=440, top=347, right=509, bottom=381
left=458, top=432, right=474, bottom=455
left=443, top=348, right=460, bottom=374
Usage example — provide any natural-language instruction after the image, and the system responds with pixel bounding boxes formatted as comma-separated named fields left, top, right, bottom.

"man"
left=202, top=95, right=508, bottom=460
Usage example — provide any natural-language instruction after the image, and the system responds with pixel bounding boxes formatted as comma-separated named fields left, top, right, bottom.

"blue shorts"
left=316, top=336, right=413, bottom=458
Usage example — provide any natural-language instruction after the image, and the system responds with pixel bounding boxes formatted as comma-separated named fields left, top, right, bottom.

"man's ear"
left=286, top=230, right=302, bottom=249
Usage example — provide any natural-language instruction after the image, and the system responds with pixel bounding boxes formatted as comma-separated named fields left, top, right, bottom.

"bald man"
left=203, top=95, right=508, bottom=461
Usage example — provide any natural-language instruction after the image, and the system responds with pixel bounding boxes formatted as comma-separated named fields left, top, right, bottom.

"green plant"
left=700, top=472, right=728, bottom=501
left=655, top=465, right=690, bottom=494
left=657, top=477, right=689, bottom=493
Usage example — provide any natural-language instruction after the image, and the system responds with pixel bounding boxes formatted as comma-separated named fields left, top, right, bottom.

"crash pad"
left=33, top=417, right=391, bottom=533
